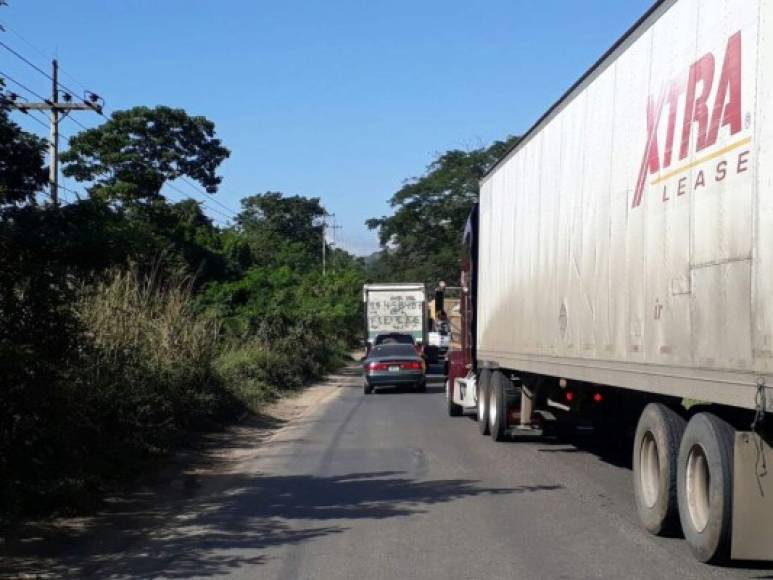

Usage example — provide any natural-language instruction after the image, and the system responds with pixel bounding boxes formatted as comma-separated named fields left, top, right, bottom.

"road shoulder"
left=0, top=362, right=360, bottom=579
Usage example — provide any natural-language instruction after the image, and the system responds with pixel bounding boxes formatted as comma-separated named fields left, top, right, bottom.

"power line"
left=1, top=51, right=103, bottom=204
left=178, top=176, right=239, bottom=216
left=57, top=182, right=82, bottom=200
left=0, top=20, right=90, bottom=93
left=64, top=115, right=89, bottom=132
left=10, top=106, right=50, bottom=131
left=0, top=70, right=54, bottom=129
left=0, top=70, right=79, bottom=145
left=0, top=68, right=48, bottom=101
left=166, top=182, right=235, bottom=222
left=0, top=39, right=81, bottom=98
left=1, top=40, right=236, bottom=220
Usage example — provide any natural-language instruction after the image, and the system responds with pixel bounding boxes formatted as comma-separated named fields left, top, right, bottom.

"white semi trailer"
left=446, top=0, right=773, bottom=563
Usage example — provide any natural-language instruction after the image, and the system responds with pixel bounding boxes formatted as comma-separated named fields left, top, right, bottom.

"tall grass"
left=76, top=267, right=239, bottom=457
left=80, top=267, right=221, bottom=375
left=1, top=266, right=352, bottom=520
left=79, top=268, right=225, bottom=416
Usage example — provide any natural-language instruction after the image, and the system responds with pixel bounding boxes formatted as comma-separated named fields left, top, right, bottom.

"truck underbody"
left=446, top=351, right=773, bottom=563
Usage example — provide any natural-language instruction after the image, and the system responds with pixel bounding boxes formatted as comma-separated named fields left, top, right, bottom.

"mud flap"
left=731, top=432, right=773, bottom=561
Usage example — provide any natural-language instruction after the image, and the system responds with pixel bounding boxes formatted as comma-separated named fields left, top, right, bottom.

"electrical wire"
left=1, top=40, right=237, bottom=225
left=0, top=70, right=78, bottom=143
left=0, top=39, right=81, bottom=98
left=0, top=68, right=48, bottom=101
left=0, top=20, right=90, bottom=93
left=178, top=176, right=239, bottom=216
left=64, top=115, right=89, bottom=131
left=166, top=182, right=235, bottom=222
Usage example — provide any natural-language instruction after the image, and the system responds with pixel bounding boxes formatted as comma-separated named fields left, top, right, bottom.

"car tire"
left=415, top=380, right=427, bottom=393
left=447, top=379, right=463, bottom=416
left=632, top=403, right=686, bottom=536
left=477, top=369, right=492, bottom=435
left=363, top=381, right=372, bottom=395
left=677, top=412, right=735, bottom=563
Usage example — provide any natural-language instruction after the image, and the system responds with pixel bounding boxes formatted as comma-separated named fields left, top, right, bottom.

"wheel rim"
left=489, top=386, right=498, bottom=428
left=639, top=431, right=660, bottom=509
left=478, top=386, right=486, bottom=419
left=685, top=444, right=711, bottom=533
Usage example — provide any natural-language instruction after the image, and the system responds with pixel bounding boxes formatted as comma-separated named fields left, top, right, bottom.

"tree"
left=236, top=192, right=325, bottom=266
left=366, top=136, right=519, bottom=286
left=61, top=106, right=230, bottom=203
left=0, top=81, right=48, bottom=205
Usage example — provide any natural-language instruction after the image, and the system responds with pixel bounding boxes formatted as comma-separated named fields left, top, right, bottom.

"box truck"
left=446, top=0, right=773, bottom=563
left=363, top=283, right=426, bottom=348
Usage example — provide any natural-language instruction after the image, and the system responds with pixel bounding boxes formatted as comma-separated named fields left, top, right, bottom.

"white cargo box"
left=477, top=0, right=773, bottom=410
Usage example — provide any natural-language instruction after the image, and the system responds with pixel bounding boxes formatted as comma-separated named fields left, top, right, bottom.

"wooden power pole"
left=9, top=59, right=103, bottom=204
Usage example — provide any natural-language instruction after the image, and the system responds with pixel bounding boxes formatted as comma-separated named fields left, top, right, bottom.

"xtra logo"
left=633, top=31, right=746, bottom=208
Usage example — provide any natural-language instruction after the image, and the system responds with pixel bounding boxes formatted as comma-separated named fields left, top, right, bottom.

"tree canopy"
left=0, top=82, right=48, bottom=205
left=61, top=106, right=230, bottom=202
left=236, top=191, right=325, bottom=264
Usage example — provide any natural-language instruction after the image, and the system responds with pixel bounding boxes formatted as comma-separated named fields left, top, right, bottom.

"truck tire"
left=364, top=381, right=372, bottom=395
left=677, top=412, right=735, bottom=563
left=489, top=370, right=517, bottom=442
left=477, top=368, right=492, bottom=435
left=447, top=379, right=462, bottom=416
left=632, top=403, right=686, bottom=536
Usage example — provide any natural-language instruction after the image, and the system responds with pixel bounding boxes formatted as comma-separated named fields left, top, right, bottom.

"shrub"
left=214, top=344, right=299, bottom=410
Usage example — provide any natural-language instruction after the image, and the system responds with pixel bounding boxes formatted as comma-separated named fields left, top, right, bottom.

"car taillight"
left=401, top=361, right=423, bottom=370
left=367, top=362, right=388, bottom=371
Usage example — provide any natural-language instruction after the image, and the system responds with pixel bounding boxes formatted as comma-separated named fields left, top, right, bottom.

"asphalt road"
left=5, top=364, right=773, bottom=579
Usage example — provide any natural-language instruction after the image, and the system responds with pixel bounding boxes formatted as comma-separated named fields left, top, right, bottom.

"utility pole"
left=322, top=215, right=327, bottom=277
left=6, top=59, right=103, bottom=204
left=329, top=217, right=342, bottom=272
left=321, top=212, right=342, bottom=276
left=49, top=59, right=59, bottom=203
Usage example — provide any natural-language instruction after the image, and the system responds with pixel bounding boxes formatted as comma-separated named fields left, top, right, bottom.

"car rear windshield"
left=369, top=344, right=418, bottom=358
left=375, top=334, right=414, bottom=345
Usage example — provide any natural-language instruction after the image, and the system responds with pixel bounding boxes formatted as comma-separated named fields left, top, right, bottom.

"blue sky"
left=1, top=0, right=653, bottom=255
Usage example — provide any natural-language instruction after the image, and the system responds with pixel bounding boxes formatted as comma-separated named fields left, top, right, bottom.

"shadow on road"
left=536, top=430, right=633, bottom=470
left=2, top=468, right=559, bottom=578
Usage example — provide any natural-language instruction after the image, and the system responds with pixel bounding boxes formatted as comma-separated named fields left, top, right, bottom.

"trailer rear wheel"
left=677, top=412, right=735, bottom=563
left=477, top=369, right=492, bottom=435
left=632, top=403, right=686, bottom=536
left=447, top=379, right=462, bottom=416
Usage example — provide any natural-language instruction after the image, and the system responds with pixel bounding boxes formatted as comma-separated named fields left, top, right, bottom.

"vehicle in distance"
left=363, top=283, right=426, bottom=349
left=363, top=344, right=426, bottom=395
